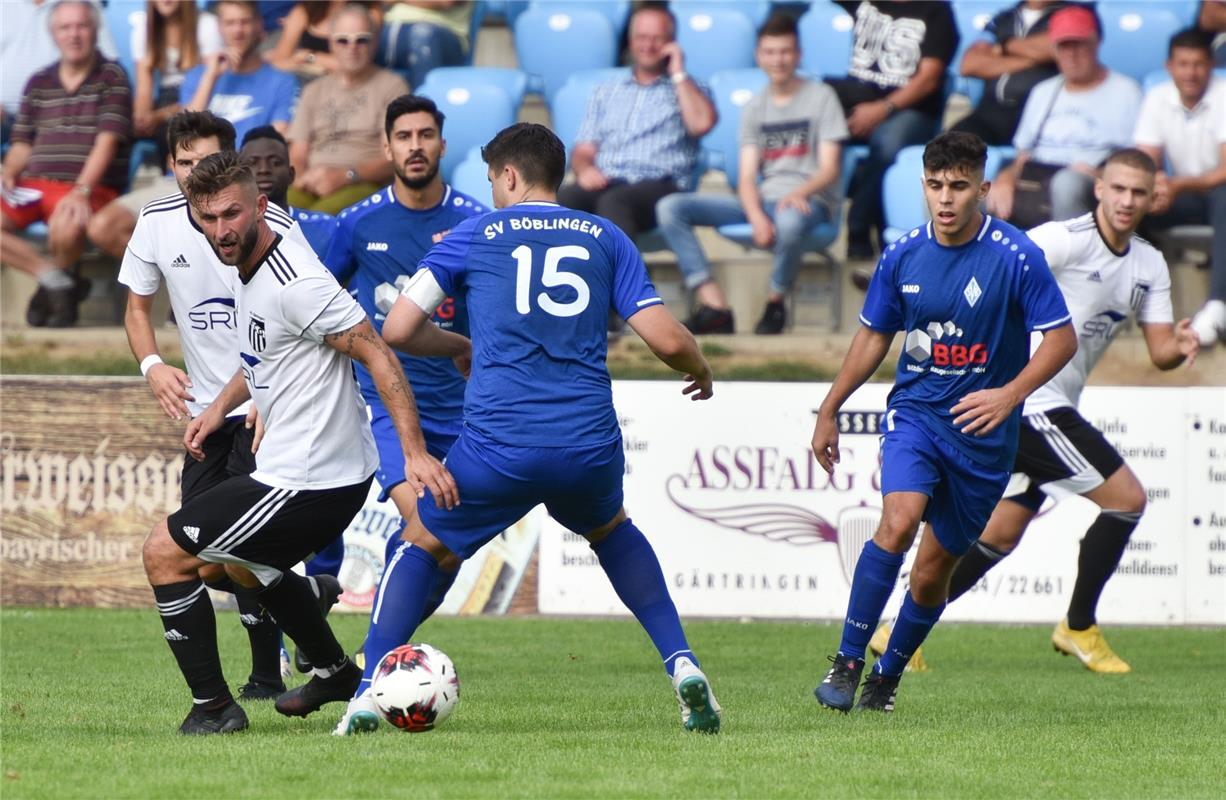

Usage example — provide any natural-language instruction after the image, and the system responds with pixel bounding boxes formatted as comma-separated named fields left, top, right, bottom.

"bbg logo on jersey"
left=248, top=314, right=267, bottom=352
left=903, top=320, right=989, bottom=374
left=187, top=297, right=236, bottom=331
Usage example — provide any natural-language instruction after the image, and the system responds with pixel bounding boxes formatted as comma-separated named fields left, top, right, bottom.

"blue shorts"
left=879, top=417, right=1010, bottom=557
left=418, top=427, right=624, bottom=559
left=370, top=406, right=459, bottom=503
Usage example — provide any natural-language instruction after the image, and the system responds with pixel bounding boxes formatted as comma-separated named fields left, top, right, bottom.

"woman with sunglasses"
left=267, top=0, right=382, bottom=79
left=286, top=3, right=408, bottom=214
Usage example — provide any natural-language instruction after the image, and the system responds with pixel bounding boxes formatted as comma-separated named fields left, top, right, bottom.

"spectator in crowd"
left=1199, top=1, right=1226, bottom=66
left=379, top=0, right=473, bottom=88
left=243, top=126, right=339, bottom=258
left=657, top=14, right=847, bottom=335
left=826, top=0, right=958, bottom=260
left=179, top=0, right=298, bottom=142
left=259, top=0, right=297, bottom=34
left=286, top=3, right=407, bottom=214
left=0, top=0, right=131, bottom=328
left=132, top=0, right=223, bottom=164
left=953, top=0, right=1069, bottom=146
left=1, top=0, right=117, bottom=144
left=559, top=4, right=716, bottom=246
left=267, top=0, right=381, bottom=80
left=1134, top=28, right=1226, bottom=347
left=989, top=5, right=1141, bottom=229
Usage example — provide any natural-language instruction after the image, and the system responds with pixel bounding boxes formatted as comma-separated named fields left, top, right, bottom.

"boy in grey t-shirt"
left=657, top=14, right=848, bottom=334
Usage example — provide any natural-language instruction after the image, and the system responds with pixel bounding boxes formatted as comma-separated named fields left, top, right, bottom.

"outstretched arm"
left=1141, top=320, right=1199, bottom=370
left=812, top=327, right=896, bottom=474
left=325, top=318, right=459, bottom=509
left=626, top=305, right=713, bottom=400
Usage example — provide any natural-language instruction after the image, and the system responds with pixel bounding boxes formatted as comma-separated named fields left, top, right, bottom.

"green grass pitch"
left=1, top=608, right=1222, bottom=799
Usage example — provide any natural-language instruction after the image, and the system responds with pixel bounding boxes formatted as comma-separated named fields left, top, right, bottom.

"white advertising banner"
left=538, top=382, right=1225, bottom=625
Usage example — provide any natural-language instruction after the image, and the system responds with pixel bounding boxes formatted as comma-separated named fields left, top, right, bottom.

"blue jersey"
left=288, top=206, right=337, bottom=259
left=419, top=201, right=663, bottom=447
left=324, top=185, right=487, bottom=432
left=861, top=216, right=1070, bottom=471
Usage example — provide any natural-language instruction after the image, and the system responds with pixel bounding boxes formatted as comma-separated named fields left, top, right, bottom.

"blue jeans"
left=378, top=22, right=465, bottom=88
left=847, top=109, right=939, bottom=245
left=656, top=193, right=829, bottom=295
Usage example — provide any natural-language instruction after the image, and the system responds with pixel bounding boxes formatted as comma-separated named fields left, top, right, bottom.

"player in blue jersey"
left=811, top=131, right=1077, bottom=713
left=327, top=122, right=722, bottom=736
left=240, top=127, right=338, bottom=261
left=320, top=94, right=486, bottom=664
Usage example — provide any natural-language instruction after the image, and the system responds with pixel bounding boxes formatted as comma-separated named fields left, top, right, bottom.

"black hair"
left=384, top=94, right=445, bottom=139
left=1168, top=27, right=1214, bottom=58
left=757, top=12, right=799, bottom=41
left=922, top=131, right=988, bottom=177
left=240, top=125, right=287, bottom=150
left=1102, top=148, right=1158, bottom=175
left=481, top=123, right=566, bottom=192
left=166, top=110, right=236, bottom=160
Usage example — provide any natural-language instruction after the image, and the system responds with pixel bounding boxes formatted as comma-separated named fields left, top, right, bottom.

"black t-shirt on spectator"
left=835, top=0, right=958, bottom=119
left=981, top=2, right=1070, bottom=110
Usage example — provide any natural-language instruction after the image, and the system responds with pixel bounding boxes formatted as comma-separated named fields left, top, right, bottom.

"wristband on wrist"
left=670, top=71, right=689, bottom=85
left=140, top=354, right=164, bottom=377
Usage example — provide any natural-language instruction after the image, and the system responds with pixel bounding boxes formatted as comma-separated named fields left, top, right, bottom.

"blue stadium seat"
left=704, top=68, right=768, bottom=175
left=416, top=83, right=516, bottom=181
left=1099, top=3, right=1185, bottom=83
left=674, top=7, right=758, bottom=83
left=881, top=145, right=1007, bottom=243
left=949, top=1, right=998, bottom=105
left=418, top=67, right=530, bottom=112
left=451, top=146, right=494, bottom=209
left=102, top=0, right=143, bottom=79
left=549, top=68, right=631, bottom=162
left=798, top=2, right=854, bottom=79
left=530, top=1, right=631, bottom=37
left=514, top=7, right=617, bottom=100
left=671, top=1, right=772, bottom=28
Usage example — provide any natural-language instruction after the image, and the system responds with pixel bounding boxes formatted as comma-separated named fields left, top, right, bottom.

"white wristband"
left=140, top=354, right=164, bottom=377
left=670, top=71, right=688, bottom=85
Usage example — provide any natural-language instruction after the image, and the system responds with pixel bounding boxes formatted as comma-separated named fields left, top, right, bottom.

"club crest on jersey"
left=248, top=313, right=267, bottom=352
left=1130, top=281, right=1151, bottom=313
left=963, top=276, right=982, bottom=307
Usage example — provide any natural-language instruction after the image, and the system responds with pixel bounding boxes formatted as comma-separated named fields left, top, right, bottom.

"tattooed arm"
left=324, top=318, right=459, bottom=508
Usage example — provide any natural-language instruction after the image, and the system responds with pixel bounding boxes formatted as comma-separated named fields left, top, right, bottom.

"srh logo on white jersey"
left=248, top=313, right=267, bottom=352
left=182, top=525, right=200, bottom=542
left=366, top=242, right=389, bottom=251
left=188, top=297, right=236, bottom=331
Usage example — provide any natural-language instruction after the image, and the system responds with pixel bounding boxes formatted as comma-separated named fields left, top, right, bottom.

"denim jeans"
left=1143, top=182, right=1226, bottom=302
left=847, top=109, right=939, bottom=245
left=656, top=192, right=830, bottom=295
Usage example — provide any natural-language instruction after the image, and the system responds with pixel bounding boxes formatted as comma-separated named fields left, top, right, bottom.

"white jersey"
left=1024, top=213, right=1173, bottom=413
left=118, top=193, right=311, bottom=418
left=236, top=232, right=378, bottom=490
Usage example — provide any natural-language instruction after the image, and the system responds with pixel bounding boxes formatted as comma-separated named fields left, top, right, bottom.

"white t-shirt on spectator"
left=1133, top=76, right=1226, bottom=177
left=1013, top=71, right=1142, bottom=166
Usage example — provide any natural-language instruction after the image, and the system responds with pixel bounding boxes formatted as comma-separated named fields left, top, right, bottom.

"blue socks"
left=876, top=593, right=945, bottom=677
left=357, top=542, right=439, bottom=693
left=384, top=530, right=457, bottom=621
left=592, top=519, right=696, bottom=677
left=837, top=540, right=905, bottom=660
left=307, top=536, right=345, bottom=578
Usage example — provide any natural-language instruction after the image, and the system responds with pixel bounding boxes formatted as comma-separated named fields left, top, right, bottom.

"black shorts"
left=168, top=473, right=373, bottom=585
left=180, top=417, right=257, bottom=503
left=1004, top=407, right=1125, bottom=512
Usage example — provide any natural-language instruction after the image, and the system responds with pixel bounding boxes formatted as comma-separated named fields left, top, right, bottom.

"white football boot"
left=671, top=657, right=721, bottom=734
left=332, top=690, right=380, bottom=736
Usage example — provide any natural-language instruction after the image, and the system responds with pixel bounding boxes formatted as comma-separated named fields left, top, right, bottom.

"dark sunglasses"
left=331, top=33, right=373, bottom=46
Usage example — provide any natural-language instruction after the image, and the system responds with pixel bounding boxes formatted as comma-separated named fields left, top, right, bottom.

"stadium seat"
left=418, top=67, right=530, bottom=112
left=704, top=68, right=768, bottom=174
left=949, top=1, right=998, bottom=105
left=1099, top=3, right=1185, bottom=83
left=416, top=83, right=516, bottom=181
left=670, top=1, right=772, bottom=28
left=102, top=0, right=143, bottom=79
left=549, top=68, right=631, bottom=162
left=514, top=7, right=617, bottom=100
left=529, top=1, right=631, bottom=37
left=451, top=146, right=495, bottom=209
left=881, top=145, right=1008, bottom=242
left=674, top=7, right=758, bottom=83
left=798, top=2, right=854, bottom=79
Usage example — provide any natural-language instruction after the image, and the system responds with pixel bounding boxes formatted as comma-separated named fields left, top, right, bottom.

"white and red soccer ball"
left=370, top=643, right=460, bottom=731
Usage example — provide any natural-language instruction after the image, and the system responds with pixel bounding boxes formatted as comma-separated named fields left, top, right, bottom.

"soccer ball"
left=370, top=643, right=459, bottom=731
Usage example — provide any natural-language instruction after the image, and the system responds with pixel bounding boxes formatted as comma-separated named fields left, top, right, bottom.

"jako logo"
left=366, top=241, right=389, bottom=251
left=901, top=284, right=920, bottom=294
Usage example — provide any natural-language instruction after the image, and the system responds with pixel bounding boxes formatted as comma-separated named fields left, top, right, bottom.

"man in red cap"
left=988, top=5, right=1142, bottom=229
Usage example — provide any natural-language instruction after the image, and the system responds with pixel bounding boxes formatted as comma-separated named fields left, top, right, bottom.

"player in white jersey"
left=139, top=150, right=458, bottom=735
left=927, top=150, right=1199, bottom=673
left=119, top=111, right=340, bottom=702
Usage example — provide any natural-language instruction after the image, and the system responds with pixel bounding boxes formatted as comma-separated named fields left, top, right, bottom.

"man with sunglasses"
left=286, top=3, right=407, bottom=214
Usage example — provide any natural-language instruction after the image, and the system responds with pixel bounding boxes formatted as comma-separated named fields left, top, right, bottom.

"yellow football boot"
left=1051, top=619, right=1131, bottom=674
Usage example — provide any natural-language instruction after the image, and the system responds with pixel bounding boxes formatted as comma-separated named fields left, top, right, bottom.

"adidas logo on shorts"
left=164, top=629, right=189, bottom=641
left=183, top=526, right=200, bottom=542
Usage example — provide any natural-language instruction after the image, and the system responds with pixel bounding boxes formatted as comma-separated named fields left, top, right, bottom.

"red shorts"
left=1, top=178, right=119, bottom=229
